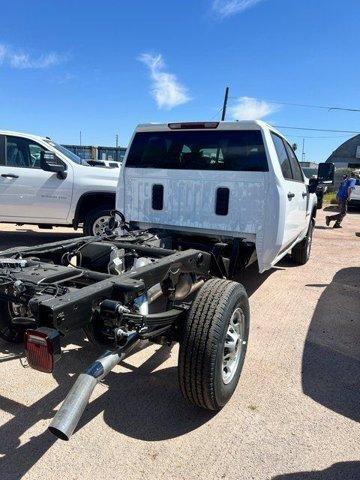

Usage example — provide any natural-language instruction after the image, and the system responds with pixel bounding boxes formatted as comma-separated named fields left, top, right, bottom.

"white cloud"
left=230, top=96, right=280, bottom=120
left=212, top=0, right=264, bottom=18
left=138, top=53, right=191, bottom=109
left=0, top=43, right=65, bottom=69
left=0, top=44, right=6, bottom=63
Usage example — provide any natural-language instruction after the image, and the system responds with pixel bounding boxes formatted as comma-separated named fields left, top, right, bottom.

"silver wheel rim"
left=222, top=307, right=246, bottom=384
left=92, top=215, right=111, bottom=236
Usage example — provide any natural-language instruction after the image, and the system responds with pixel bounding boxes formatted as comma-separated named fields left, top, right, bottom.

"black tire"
left=83, top=206, right=112, bottom=236
left=292, top=219, right=315, bottom=265
left=178, top=278, right=250, bottom=411
left=0, top=300, right=26, bottom=344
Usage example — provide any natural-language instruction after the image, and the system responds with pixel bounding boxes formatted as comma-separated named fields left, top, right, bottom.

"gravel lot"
left=0, top=209, right=359, bottom=480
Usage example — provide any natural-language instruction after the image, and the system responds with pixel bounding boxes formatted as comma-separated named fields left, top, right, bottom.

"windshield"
left=44, top=140, right=84, bottom=165
left=126, top=130, right=268, bottom=172
left=302, top=167, right=318, bottom=179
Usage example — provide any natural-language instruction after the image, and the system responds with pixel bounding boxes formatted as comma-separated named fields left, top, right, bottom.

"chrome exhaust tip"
left=49, top=332, right=139, bottom=440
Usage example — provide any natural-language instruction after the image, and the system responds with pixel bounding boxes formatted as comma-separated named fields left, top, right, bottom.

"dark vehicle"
left=302, top=166, right=327, bottom=209
left=0, top=213, right=250, bottom=440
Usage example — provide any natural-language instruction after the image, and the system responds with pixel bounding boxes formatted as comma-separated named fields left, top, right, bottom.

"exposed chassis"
left=0, top=235, right=212, bottom=339
left=0, top=230, right=250, bottom=441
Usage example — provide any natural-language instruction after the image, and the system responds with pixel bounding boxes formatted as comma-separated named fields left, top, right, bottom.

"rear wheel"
left=83, top=206, right=112, bottom=236
left=292, top=219, right=315, bottom=265
left=178, top=278, right=250, bottom=411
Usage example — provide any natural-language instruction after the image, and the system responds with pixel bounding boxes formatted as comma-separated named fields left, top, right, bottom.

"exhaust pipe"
left=49, top=332, right=139, bottom=441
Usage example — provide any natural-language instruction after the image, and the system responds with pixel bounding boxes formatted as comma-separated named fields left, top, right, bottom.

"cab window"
left=126, top=130, right=268, bottom=172
left=5, top=136, right=44, bottom=168
left=285, top=142, right=304, bottom=182
left=271, top=133, right=293, bottom=180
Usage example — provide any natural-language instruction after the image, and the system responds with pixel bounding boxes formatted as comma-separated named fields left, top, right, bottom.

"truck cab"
left=117, top=120, right=320, bottom=272
left=0, top=130, right=119, bottom=235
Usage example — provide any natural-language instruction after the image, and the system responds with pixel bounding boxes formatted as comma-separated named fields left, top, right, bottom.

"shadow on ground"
left=0, top=257, right=279, bottom=478
left=0, top=333, right=214, bottom=479
left=0, top=230, right=329, bottom=478
left=0, top=228, right=79, bottom=251
left=302, top=267, right=360, bottom=422
left=273, top=461, right=360, bottom=479
left=323, top=205, right=360, bottom=213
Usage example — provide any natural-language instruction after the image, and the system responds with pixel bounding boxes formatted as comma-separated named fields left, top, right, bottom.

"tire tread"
left=179, top=279, right=248, bottom=410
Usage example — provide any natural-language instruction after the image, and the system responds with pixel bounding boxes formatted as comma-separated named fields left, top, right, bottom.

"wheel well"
left=312, top=205, right=317, bottom=218
left=73, top=192, right=115, bottom=228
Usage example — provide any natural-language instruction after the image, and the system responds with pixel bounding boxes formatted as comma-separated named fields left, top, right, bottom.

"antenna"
left=221, top=87, right=229, bottom=121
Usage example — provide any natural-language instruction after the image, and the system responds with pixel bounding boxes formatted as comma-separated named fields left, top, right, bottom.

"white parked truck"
left=117, top=120, right=334, bottom=272
left=349, top=177, right=360, bottom=206
left=0, top=130, right=118, bottom=236
left=0, top=120, right=333, bottom=441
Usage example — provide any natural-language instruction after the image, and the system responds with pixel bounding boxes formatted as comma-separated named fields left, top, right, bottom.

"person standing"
left=326, top=173, right=356, bottom=228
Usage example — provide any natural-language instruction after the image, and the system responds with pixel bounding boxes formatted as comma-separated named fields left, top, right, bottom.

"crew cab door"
left=0, top=135, right=73, bottom=222
left=284, top=141, right=308, bottom=234
left=271, top=133, right=307, bottom=249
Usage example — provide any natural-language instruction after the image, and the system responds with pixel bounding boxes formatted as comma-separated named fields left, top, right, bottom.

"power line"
left=229, top=96, right=360, bottom=112
left=274, top=125, right=360, bottom=135
left=210, top=106, right=224, bottom=120
left=287, top=134, right=352, bottom=139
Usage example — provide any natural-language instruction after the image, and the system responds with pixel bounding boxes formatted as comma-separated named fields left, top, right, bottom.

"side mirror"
left=308, top=177, right=318, bottom=194
left=317, top=162, right=334, bottom=185
left=40, top=151, right=67, bottom=179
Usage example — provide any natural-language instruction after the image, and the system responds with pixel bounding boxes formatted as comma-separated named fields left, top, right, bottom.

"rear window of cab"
left=126, top=130, right=268, bottom=172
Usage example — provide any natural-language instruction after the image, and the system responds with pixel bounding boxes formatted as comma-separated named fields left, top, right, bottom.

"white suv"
left=0, top=130, right=119, bottom=235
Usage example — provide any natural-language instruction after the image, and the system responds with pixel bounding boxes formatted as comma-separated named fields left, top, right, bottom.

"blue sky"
left=0, top=0, right=360, bottom=162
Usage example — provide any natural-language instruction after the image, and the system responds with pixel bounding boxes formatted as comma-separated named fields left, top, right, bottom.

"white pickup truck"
left=0, top=130, right=118, bottom=235
left=0, top=121, right=334, bottom=438
left=117, top=120, right=334, bottom=272
left=349, top=177, right=360, bottom=206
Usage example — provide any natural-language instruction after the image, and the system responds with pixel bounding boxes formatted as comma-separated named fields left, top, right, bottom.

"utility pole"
left=221, top=86, right=229, bottom=121
left=115, top=134, right=119, bottom=148
left=302, top=138, right=305, bottom=162
left=79, top=131, right=82, bottom=146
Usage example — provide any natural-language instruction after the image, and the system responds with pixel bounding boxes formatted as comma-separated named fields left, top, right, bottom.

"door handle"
left=1, top=173, right=19, bottom=179
left=287, top=192, right=295, bottom=199
left=302, top=192, right=308, bottom=198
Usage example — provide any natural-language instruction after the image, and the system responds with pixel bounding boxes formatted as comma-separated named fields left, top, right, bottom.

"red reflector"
left=168, top=122, right=219, bottom=130
left=25, top=328, right=60, bottom=373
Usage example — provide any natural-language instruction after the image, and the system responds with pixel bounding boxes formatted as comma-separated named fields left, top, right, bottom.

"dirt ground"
left=0, top=209, right=359, bottom=480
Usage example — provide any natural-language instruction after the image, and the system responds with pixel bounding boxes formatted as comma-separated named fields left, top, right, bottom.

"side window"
left=29, top=143, right=43, bottom=168
left=271, top=133, right=293, bottom=180
left=6, top=136, right=44, bottom=169
left=285, top=142, right=304, bottom=182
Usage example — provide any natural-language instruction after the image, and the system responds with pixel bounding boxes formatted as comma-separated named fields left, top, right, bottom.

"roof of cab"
left=0, top=130, right=49, bottom=143
left=134, top=120, right=284, bottom=137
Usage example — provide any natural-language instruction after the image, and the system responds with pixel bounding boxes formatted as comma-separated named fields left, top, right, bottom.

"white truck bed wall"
left=119, top=168, right=284, bottom=273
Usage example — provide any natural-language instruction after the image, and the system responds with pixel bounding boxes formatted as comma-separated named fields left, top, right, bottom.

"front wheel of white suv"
left=83, top=207, right=112, bottom=237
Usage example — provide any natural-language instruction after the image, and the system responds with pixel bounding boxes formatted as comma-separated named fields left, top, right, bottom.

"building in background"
left=326, top=134, right=360, bottom=169
left=63, top=144, right=127, bottom=163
